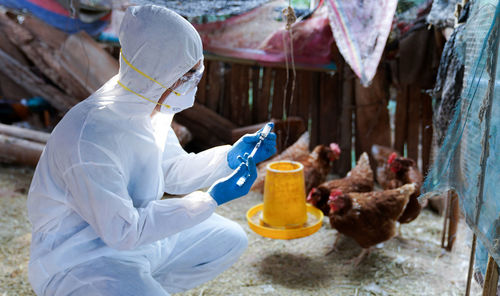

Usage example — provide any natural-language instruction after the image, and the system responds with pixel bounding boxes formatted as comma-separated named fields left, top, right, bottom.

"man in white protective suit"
left=27, top=5, right=276, bottom=296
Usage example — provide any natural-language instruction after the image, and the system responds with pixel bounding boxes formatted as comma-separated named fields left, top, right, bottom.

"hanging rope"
left=281, top=2, right=297, bottom=146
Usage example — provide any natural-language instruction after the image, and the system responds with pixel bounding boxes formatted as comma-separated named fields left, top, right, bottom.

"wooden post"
left=446, top=191, right=460, bottom=251
left=441, top=190, right=460, bottom=251
left=482, top=256, right=499, bottom=296
left=441, top=191, right=451, bottom=249
left=466, top=234, right=477, bottom=296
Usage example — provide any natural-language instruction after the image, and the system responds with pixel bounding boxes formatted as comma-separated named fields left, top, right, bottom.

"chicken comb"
left=388, top=152, right=397, bottom=165
left=329, top=189, right=343, bottom=200
left=330, top=143, right=341, bottom=155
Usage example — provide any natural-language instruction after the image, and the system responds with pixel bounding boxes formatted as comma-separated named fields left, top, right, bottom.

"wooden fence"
left=190, top=55, right=434, bottom=176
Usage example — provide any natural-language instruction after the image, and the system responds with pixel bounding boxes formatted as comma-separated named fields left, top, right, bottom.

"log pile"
left=0, top=12, right=117, bottom=112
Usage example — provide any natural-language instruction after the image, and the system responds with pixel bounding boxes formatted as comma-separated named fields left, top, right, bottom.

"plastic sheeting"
left=326, top=0, right=397, bottom=86
left=431, top=24, right=466, bottom=146
left=422, top=0, right=499, bottom=272
left=194, top=2, right=335, bottom=67
left=130, top=0, right=271, bottom=17
left=0, top=0, right=109, bottom=35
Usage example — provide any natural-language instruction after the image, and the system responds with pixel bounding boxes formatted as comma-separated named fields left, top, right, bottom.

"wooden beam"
left=204, top=52, right=336, bottom=73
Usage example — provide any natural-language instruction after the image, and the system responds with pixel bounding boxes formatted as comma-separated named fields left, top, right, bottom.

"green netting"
left=421, top=0, right=499, bottom=267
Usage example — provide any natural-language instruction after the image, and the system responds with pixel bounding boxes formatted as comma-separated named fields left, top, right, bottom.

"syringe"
left=236, top=123, right=273, bottom=187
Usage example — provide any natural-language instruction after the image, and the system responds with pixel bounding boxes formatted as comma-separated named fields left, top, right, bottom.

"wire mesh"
left=422, top=0, right=499, bottom=269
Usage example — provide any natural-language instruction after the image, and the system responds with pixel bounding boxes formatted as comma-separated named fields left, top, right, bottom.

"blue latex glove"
left=227, top=122, right=277, bottom=169
left=209, top=156, right=257, bottom=205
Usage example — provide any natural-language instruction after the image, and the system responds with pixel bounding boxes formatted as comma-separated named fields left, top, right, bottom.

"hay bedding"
left=0, top=164, right=482, bottom=295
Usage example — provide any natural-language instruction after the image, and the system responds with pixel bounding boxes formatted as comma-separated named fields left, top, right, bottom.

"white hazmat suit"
left=28, top=5, right=249, bottom=295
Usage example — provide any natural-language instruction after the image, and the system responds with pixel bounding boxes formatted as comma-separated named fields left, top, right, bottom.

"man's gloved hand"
left=209, top=156, right=257, bottom=205
left=227, top=123, right=277, bottom=170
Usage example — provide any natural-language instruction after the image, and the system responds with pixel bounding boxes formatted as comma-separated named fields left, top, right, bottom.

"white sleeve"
left=62, top=163, right=217, bottom=251
left=162, top=128, right=234, bottom=195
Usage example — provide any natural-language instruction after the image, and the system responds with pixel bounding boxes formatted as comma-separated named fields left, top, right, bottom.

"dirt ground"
left=0, top=164, right=483, bottom=296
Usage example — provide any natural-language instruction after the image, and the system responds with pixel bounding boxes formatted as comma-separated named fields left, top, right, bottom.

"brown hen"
left=371, top=144, right=400, bottom=189
left=327, top=183, right=416, bottom=265
left=387, top=154, right=424, bottom=225
left=307, top=152, right=374, bottom=216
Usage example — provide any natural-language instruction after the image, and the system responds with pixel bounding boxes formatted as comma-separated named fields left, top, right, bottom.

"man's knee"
left=210, top=217, right=248, bottom=258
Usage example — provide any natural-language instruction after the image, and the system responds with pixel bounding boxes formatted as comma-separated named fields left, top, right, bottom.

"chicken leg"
left=325, top=233, right=343, bottom=256
left=348, top=248, right=371, bottom=266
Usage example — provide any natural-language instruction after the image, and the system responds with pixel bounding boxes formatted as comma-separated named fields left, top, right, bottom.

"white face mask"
left=160, top=86, right=197, bottom=114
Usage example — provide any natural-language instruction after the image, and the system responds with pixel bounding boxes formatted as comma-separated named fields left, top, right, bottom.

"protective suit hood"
left=94, top=5, right=203, bottom=116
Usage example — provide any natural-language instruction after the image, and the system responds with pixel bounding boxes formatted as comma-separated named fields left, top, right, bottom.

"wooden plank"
left=196, top=60, right=208, bottom=105
left=394, top=85, right=409, bottom=154
left=250, top=66, right=261, bottom=123
left=297, top=71, right=312, bottom=123
left=353, top=66, right=391, bottom=165
left=222, top=63, right=233, bottom=120
left=309, top=72, right=321, bottom=149
left=206, top=61, right=222, bottom=112
left=407, top=85, right=421, bottom=164
left=318, top=72, right=338, bottom=146
left=257, top=67, right=272, bottom=122
left=271, top=68, right=287, bottom=120
left=338, top=66, right=354, bottom=175
left=287, top=70, right=300, bottom=118
left=240, top=65, right=251, bottom=125
left=421, top=91, right=433, bottom=174
left=0, top=49, right=78, bottom=112
left=229, top=64, right=243, bottom=124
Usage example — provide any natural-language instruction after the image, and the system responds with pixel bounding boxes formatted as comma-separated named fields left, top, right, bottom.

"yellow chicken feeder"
left=246, top=161, right=323, bottom=240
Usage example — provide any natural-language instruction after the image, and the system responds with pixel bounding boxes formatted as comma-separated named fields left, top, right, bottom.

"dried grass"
left=0, top=165, right=483, bottom=295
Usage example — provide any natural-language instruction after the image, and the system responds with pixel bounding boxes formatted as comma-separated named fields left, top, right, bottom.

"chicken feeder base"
left=246, top=203, right=323, bottom=240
